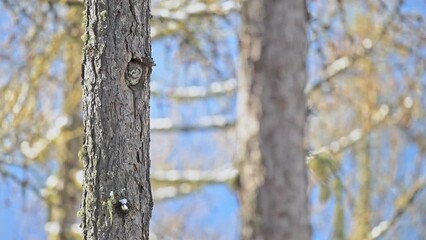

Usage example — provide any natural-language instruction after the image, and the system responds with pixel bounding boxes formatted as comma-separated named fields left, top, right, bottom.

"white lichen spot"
left=100, top=10, right=107, bottom=22
left=121, top=205, right=129, bottom=211
left=119, top=198, right=129, bottom=212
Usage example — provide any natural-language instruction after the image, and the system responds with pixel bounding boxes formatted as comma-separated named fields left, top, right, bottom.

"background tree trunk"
left=237, top=0, right=310, bottom=239
left=81, top=1, right=153, bottom=239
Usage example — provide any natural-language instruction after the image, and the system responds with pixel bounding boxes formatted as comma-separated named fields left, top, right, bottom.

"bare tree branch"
left=370, top=178, right=426, bottom=239
left=151, top=78, right=236, bottom=99
left=0, top=168, right=44, bottom=200
left=151, top=1, right=238, bottom=21
left=151, top=169, right=237, bottom=201
left=152, top=184, right=200, bottom=202
left=151, top=115, right=235, bottom=132
left=311, top=104, right=390, bottom=156
left=306, top=0, right=404, bottom=95
left=151, top=169, right=238, bottom=184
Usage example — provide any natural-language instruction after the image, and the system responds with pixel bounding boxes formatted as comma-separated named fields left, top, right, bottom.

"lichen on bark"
left=81, top=0, right=153, bottom=239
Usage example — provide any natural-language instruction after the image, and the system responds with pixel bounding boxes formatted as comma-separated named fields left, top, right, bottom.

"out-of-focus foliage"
left=1, top=1, right=85, bottom=238
left=308, top=0, right=426, bottom=239
left=1, top=0, right=239, bottom=239
left=1, top=0, right=426, bottom=239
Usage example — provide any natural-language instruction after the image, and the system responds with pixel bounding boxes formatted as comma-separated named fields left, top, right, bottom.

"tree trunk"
left=237, top=0, right=310, bottom=239
left=81, top=1, right=153, bottom=239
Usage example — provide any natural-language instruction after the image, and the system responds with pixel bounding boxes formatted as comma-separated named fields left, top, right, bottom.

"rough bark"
left=81, top=0, right=153, bottom=239
left=237, top=0, right=310, bottom=239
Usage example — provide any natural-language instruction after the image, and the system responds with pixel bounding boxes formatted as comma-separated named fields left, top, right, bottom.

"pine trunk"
left=81, top=0, right=153, bottom=239
left=237, top=0, right=310, bottom=239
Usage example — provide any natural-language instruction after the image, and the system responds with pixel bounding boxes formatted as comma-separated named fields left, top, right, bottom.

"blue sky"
left=2, top=0, right=426, bottom=239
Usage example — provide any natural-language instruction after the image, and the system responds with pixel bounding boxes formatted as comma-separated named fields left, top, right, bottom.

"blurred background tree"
left=1, top=0, right=426, bottom=239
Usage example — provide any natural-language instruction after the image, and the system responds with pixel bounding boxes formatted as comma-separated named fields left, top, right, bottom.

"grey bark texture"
left=81, top=0, right=153, bottom=239
left=237, top=0, right=310, bottom=239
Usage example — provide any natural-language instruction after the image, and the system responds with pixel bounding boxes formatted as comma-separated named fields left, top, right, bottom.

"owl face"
left=126, top=61, right=143, bottom=85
